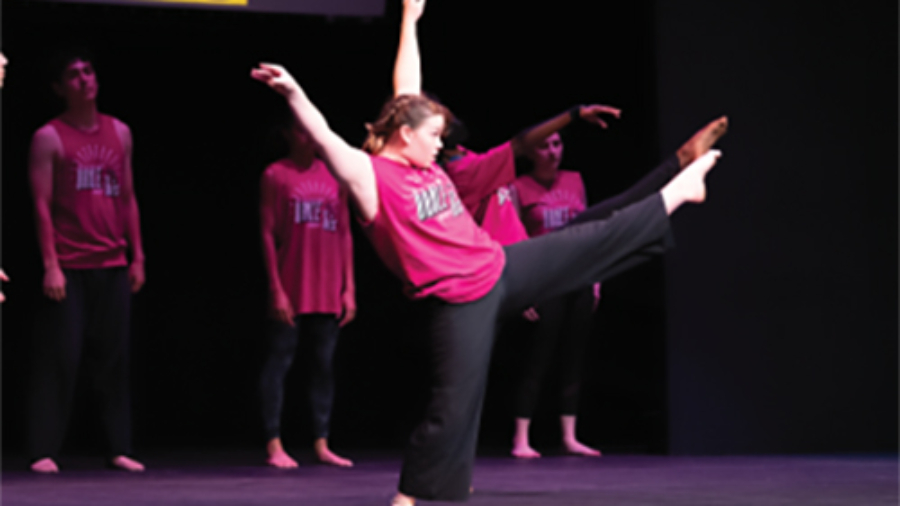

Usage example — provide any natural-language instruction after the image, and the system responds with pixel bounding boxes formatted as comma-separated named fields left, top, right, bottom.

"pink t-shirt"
left=513, top=170, right=587, bottom=237
left=443, top=143, right=529, bottom=246
left=264, top=158, right=351, bottom=315
left=362, top=155, right=506, bottom=303
left=49, top=114, right=129, bottom=269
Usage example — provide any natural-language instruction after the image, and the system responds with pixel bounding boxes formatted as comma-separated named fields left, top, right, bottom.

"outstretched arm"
left=251, top=64, right=379, bottom=222
left=393, top=0, right=426, bottom=97
left=510, top=104, right=622, bottom=157
left=29, top=126, right=67, bottom=301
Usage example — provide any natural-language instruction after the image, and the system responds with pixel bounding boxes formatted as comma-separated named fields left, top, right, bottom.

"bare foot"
left=30, top=457, right=59, bottom=473
left=662, top=149, right=721, bottom=213
left=676, top=116, right=728, bottom=168
left=511, top=443, right=541, bottom=459
left=564, top=439, right=602, bottom=457
left=265, top=437, right=298, bottom=469
left=316, top=447, right=353, bottom=468
left=314, top=438, right=353, bottom=467
left=267, top=450, right=299, bottom=469
left=111, top=455, right=145, bottom=472
left=391, top=492, right=415, bottom=506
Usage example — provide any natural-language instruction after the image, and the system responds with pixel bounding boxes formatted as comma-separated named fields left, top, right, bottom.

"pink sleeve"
left=444, top=142, right=515, bottom=213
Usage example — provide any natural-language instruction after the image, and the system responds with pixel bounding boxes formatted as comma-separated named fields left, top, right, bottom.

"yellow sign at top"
left=130, top=0, right=247, bottom=5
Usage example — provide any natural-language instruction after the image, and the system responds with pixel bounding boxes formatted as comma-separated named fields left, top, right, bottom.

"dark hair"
left=362, top=94, right=454, bottom=154
left=48, top=46, right=96, bottom=84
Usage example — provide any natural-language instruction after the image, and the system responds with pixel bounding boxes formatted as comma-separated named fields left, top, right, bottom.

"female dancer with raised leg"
left=251, top=58, right=721, bottom=505
left=393, top=0, right=727, bottom=462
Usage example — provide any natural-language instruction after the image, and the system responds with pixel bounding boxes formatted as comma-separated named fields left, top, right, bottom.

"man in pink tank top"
left=27, top=49, right=145, bottom=474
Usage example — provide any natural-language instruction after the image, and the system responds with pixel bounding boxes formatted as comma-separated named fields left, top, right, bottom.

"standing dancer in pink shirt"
left=27, top=49, right=145, bottom=473
left=259, top=116, right=356, bottom=469
left=511, top=133, right=600, bottom=458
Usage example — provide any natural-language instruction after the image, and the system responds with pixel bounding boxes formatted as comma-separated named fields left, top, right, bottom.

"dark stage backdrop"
left=1, top=0, right=667, bottom=457
left=657, top=2, right=898, bottom=454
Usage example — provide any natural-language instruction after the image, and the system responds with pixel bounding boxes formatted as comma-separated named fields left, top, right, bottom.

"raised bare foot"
left=676, top=116, right=728, bottom=168
left=662, top=149, right=722, bottom=213
left=564, top=439, right=602, bottom=457
left=391, top=492, right=415, bottom=506
left=111, top=455, right=145, bottom=472
left=30, top=457, right=59, bottom=473
left=511, top=443, right=541, bottom=459
left=267, top=450, right=299, bottom=469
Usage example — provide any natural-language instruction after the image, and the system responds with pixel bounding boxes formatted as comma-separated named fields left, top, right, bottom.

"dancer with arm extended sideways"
left=252, top=58, right=722, bottom=505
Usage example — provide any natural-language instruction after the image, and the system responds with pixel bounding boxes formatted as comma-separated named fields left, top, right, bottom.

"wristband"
left=568, top=105, right=582, bottom=122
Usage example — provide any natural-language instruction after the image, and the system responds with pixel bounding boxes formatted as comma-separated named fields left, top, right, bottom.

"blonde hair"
left=362, top=94, right=453, bottom=154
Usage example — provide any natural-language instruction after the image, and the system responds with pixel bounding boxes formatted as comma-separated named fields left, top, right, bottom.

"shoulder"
left=561, top=170, right=584, bottom=185
left=262, top=159, right=290, bottom=183
left=107, top=115, right=133, bottom=148
left=31, top=122, right=63, bottom=152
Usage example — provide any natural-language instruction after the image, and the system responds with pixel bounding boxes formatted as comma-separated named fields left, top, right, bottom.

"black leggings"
left=259, top=314, right=340, bottom=441
left=398, top=193, right=670, bottom=501
left=514, top=287, right=594, bottom=418
left=511, top=153, right=682, bottom=420
left=27, top=267, right=133, bottom=461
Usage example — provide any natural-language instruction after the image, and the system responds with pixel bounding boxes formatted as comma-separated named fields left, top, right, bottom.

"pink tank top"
left=49, top=114, right=129, bottom=269
left=265, top=158, right=351, bottom=315
left=443, top=142, right=529, bottom=246
left=513, top=170, right=587, bottom=237
left=363, top=155, right=505, bottom=303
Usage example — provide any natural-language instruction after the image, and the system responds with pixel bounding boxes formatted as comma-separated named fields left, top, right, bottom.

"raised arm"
left=393, top=0, right=426, bottom=97
left=251, top=64, right=378, bottom=222
left=29, top=125, right=67, bottom=301
left=114, top=120, right=146, bottom=293
left=510, top=104, right=622, bottom=157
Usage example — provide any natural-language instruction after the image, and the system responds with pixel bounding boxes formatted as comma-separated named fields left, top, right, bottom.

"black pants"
left=27, top=267, right=133, bottom=461
left=510, top=153, right=682, bottom=420
left=398, top=193, right=670, bottom=501
left=514, top=287, right=594, bottom=418
left=259, top=314, right=340, bottom=441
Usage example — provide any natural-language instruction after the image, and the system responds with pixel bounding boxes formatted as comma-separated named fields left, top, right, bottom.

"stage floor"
left=3, top=451, right=897, bottom=505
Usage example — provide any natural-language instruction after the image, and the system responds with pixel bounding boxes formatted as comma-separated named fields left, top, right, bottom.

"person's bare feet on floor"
left=30, top=457, right=59, bottom=473
left=564, top=438, right=602, bottom=457
left=315, top=438, right=353, bottom=468
left=266, top=437, right=299, bottom=469
left=111, top=455, right=145, bottom=472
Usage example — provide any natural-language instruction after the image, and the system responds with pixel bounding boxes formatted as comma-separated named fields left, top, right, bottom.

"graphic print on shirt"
left=538, top=188, right=583, bottom=230
left=413, top=180, right=465, bottom=222
left=72, top=144, right=122, bottom=197
left=289, top=180, right=340, bottom=232
left=496, top=186, right=514, bottom=207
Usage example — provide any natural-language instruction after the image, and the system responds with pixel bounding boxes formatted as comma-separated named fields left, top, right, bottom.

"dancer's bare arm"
left=393, top=0, right=426, bottom=97
left=511, top=104, right=622, bottom=156
left=114, top=119, right=146, bottom=293
left=29, top=126, right=67, bottom=301
left=259, top=171, right=295, bottom=326
left=251, top=63, right=378, bottom=221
